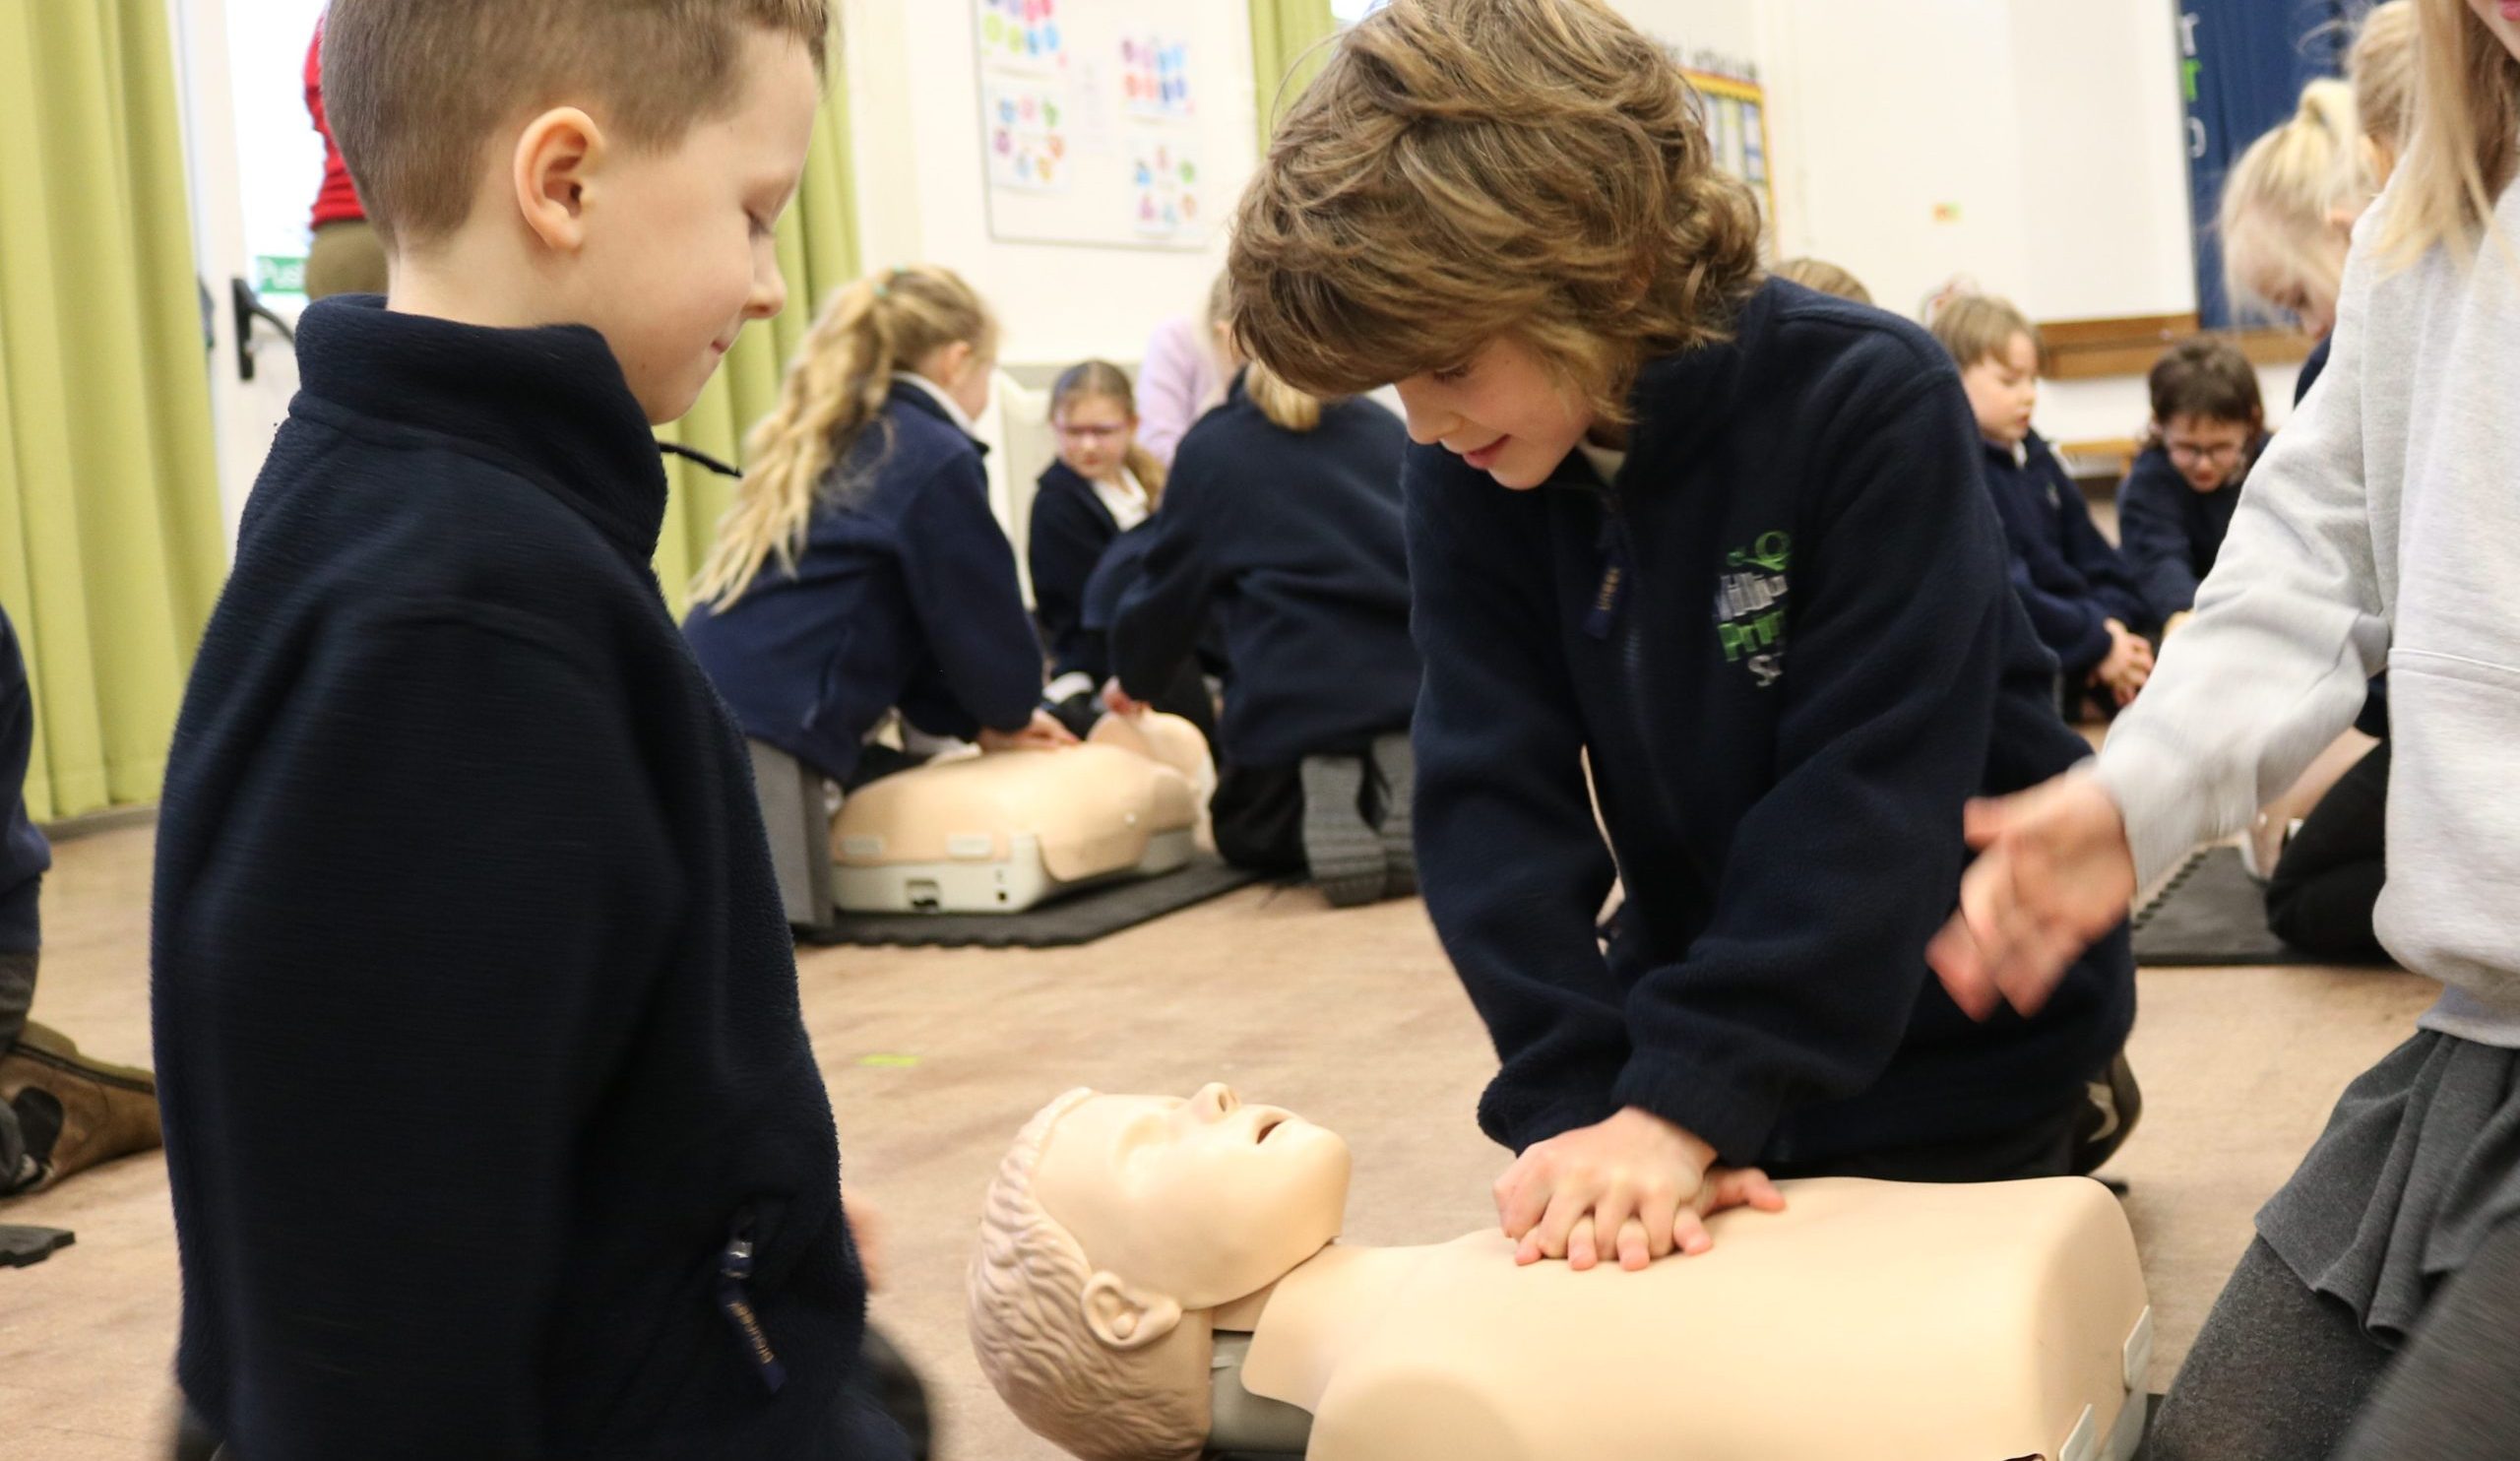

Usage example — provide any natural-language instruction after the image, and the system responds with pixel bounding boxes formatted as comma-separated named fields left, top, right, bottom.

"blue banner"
left=2177, top=0, right=2359, bottom=327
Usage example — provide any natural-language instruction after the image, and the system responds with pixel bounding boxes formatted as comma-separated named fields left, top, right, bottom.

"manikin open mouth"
left=1254, top=1112, right=1289, bottom=1143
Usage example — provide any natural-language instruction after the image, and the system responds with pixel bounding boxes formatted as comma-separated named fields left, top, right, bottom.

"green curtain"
left=653, top=79, right=862, bottom=619
left=0, top=0, right=227, bottom=822
left=1249, top=0, right=1341, bottom=151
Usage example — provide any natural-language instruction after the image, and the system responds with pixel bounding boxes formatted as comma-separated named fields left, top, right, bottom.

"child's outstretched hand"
left=1926, top=771, right=2136, bottom=1020
left=978, top=710, right=1080, bottom=753
left=1494, top=1106, right=1785, bottom=1271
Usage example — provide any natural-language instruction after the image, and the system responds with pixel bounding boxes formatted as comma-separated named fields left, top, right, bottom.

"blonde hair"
left=1228, top=0, right=1764, bottom=426
left=2219, top=79, right=2362, bottom=322
left=968, top=1089, right=1210, bottom=1461
left=694, top=266, right=995, bottom=607
left=1049, top=361, right=1166, bottom=506
left=1772, top=257, right=1873, bottom=306
left=1927, top=293, right=2043, bottom=373
left=1242, top=362, right=1325, bottom=434
left=2377, top=0, right=2520, bottom=267
left=2351, top=1, right=2420, bottom=163
left=324, top=0, right=830, bottom=249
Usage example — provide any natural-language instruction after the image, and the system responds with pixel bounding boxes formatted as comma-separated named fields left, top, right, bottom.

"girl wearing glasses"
left=1030, top=362, right=1166, bottom=693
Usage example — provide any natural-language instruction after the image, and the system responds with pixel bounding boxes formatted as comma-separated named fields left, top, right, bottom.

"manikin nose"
left=1191, top=1083, right=1238, bottom=1120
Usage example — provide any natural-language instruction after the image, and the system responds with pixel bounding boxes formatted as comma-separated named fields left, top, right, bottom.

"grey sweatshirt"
left=2096, top=179, right=2520, bottom=1046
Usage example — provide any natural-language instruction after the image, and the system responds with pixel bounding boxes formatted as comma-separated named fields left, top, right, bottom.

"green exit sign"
left=254, top=254, right=307, bottom=296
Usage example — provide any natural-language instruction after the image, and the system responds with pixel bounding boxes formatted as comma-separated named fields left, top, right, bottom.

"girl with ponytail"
left=685, top=265, right=1073, bottom=789
left=2219, top=78, right=2368, bottom=340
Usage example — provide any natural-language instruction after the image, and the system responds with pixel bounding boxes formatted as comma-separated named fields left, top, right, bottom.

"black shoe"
left=1298, top=754, right=1387, bottom=908
left=861, top=1326, right=930, bottom=1460
left=2072, top=1052, right=2143, bottom=1176
left=1369, top=733, right=1416, bottom=899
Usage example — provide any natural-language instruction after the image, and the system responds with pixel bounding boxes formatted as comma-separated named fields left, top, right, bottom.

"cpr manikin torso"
left=831, top=713, right=1213, bottom=914
left=970, top=1087, right=2154, bottom=1461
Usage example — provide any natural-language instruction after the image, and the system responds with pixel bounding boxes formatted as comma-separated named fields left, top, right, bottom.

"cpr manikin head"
left=968, top=1085, right=1351, bottom=1461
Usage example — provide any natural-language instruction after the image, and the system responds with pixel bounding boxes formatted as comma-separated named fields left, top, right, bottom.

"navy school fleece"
left=0, top=606, right=48, bottom=953
left=152, top=297, right=893, bottom=1461
left=1979, top=431, right=2154, bottom=681
left=2114, top=440, right=2255, bottom=624
left=1408, top=278, right=2134, bottom=1167
left=1028, top=459, right=1126, bottom=681
left=684, top=383, right=1043, bottom=784
left=1110, top=373, right=1418, bottom=767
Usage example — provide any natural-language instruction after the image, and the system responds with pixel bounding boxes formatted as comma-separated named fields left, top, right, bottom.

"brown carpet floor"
left=0, top=824, right=2439, bottom=1459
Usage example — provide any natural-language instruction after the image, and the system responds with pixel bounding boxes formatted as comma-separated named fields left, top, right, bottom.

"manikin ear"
left=511, top=107, right=605, bottom=254
left=1080, top=1270, right=1184, bottom=1351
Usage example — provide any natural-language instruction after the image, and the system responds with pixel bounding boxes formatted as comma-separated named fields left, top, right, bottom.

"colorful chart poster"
left=984, top=80, right=1071, bottom=193
left=974, top=0, right=1214, bottom=249
left=1120, top=34, right=1194, bottom=120
left=1128, top=131, right=1200, bottom=239
left=977, top=0, right=1066, bottom=71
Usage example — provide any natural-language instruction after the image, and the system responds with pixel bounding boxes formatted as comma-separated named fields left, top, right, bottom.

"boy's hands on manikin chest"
left=1493, top=1107, right=1786, bottom=1271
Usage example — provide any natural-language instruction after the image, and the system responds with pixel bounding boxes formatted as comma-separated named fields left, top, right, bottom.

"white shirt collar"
left=1577, top=440, right=1628, bottom=485
left=1091, top=468, right=1153, bottom=532
left=893, top=371, right=979, bottom=437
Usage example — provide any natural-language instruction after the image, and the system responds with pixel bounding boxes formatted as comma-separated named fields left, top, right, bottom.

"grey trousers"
left=2150, top=1226, right=2520, bottom=1460
left=0, top=949, right=32, bottom=1190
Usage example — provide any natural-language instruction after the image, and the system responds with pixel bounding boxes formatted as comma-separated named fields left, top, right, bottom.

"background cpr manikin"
left=831, top=712, right=1214, bottom=915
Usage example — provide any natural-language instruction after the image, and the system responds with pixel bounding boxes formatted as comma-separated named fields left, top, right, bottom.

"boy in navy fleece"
left=1229, top=0, right=2135, bottom=1273
left=153, top=4, right=904, bottom=1456
left=1932, top=294, right=2157, bottom=716
left=2115, top=337, right=2268, bottom=633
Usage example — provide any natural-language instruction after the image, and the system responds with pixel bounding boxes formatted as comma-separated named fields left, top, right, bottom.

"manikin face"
left=2162, top=413, right=2256, bottom=494
left=1959, top=332, right=2040, bottom=447
left=550, top=30, right=820, bottom=422
left=1054, top=392, right=1137, bottom=482
left=1393, top=337, right=1595, bottom=491
left=1035, top=1085, right=1351, bottom=1310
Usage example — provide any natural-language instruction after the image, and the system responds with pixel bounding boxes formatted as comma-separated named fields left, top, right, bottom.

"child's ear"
left=1079, top=1270, right=1183, bottom=1351
left=512, top=107, right=605, bottom=253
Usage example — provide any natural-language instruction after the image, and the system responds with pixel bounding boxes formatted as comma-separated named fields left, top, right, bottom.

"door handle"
left=230, top=277, right=296, bottom=382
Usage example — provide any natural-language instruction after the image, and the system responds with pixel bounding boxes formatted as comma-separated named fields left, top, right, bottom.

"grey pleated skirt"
left=2257, top=1029, right=2520, bottom=1343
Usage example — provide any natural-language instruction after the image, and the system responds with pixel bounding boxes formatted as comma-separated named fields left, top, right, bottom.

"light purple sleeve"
left=1135, top=315, right=1219, bottom=468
